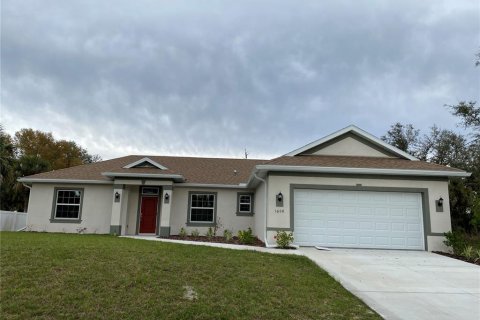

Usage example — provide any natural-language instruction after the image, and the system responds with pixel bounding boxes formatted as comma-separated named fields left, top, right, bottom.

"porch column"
left=119, top=187, right=129, bottom=235
left=110, top=185, right=124, bottom=235
left=159, top=186, right=172, bottom=237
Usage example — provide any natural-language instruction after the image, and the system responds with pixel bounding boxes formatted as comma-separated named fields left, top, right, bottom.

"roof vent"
left=233, top=170, right=238, bottom=175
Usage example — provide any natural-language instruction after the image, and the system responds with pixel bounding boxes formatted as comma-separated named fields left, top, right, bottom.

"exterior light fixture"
left=277, top=192, right=283, bottom=202
left=164, top=192, right=170, bottom=203
left=114, top=191, right=121, bottom=202
left=438, top=197, right=443, bottom=207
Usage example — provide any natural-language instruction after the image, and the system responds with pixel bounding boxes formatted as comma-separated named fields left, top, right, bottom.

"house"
left=18, top=125, right=470, bottom=251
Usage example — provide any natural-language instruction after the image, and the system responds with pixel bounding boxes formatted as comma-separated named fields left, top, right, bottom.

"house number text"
left=274, top=209, right=285, bottom=214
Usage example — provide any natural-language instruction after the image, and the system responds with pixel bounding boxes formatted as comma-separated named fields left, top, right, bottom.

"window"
left=237, top=193, right=254, bottom=216
left=188, top=193, right=216, bottom=224
left=52, top=189, right=83, bottom=222
left=142, top=187, right=159, bottom=195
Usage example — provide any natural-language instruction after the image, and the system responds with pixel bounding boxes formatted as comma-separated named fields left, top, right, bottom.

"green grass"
left=0, top=232, right=380, bottom=319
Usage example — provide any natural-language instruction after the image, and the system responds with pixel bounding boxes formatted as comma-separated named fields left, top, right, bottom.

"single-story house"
left=19, top=125, right=470, bottom=251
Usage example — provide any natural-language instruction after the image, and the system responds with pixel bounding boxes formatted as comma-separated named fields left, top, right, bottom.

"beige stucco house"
left=19, top=125, right=470, bottom=251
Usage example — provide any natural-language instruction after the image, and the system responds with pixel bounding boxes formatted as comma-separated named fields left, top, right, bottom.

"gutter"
left=18, top=178, right=113, bottom=184
left=252, top=173, right=276, bottom=248
left=254, top=165, right=471, bottom=178
left=173, top=183, right=249, bottom=189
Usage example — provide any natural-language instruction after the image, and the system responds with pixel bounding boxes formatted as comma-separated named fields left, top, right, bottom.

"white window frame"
left=53, top=189, right=83, bottom=220
left=189, top=193, right=216, bottom=224
left=238, top=194, right=252, bottom=213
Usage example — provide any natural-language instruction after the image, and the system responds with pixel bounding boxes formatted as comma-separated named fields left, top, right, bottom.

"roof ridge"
left=129, top=155, right=268, bottom=161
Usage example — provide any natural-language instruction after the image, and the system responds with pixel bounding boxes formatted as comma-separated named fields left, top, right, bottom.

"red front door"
left=139, top=196, right=158, bottom=233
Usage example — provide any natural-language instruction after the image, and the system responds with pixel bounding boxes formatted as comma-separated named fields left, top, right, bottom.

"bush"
left=223, top=229, right=233, bottom=242
left=475, top=249, right=480, bottom=263
left=462, top=246, right=475, bottom=261
left=179, top=227, right=187, bottom=238
left=237, top=228, right=255, bottom=245
left=275, top=231, right=294, bottom=249
left=443, top=230, right=466, bottom=255
left=191, top=229, right=200, bottom=237
left=205, top=227, right=214, bottom=239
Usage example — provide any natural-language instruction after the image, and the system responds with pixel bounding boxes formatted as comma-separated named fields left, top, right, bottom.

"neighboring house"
left=19, top=125, right=470, bottom=251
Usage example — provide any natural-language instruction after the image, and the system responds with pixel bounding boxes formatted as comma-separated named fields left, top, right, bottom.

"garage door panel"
left=294, top=189, right=425, bottom=250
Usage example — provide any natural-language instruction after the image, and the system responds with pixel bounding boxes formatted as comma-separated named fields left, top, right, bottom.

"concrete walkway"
left=124, top=236, right=479, bottom=320
left=300, top=248, right=480, bottom=320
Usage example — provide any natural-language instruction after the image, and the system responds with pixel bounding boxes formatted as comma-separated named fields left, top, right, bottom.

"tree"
left=0, top=126, right=102, bottom=211
left=447, top=101, right=479, bottom=141
left=381, top=123, right=420, bottom=156
left=383, top=121, right=480, bottom=233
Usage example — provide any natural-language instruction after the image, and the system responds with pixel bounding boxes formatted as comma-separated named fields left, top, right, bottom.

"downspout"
left=253, top=173, right=276, bottom=248
left=22, top=183, right=32, bottom=190
left=22, top=183, right=32, bottom=212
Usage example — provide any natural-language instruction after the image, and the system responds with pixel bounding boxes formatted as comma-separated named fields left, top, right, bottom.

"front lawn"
left=0, top=232, right=380, bottom=319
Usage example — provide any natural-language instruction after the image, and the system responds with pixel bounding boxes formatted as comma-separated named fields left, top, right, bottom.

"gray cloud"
left=2, top=0, right=479, bottom=159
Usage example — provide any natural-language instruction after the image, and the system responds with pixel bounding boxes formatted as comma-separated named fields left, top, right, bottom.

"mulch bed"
left=433, top=251, right=480, bottom=266
left=163, top=235, right=265, bottom=247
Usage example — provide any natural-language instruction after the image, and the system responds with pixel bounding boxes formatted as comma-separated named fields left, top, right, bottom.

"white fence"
left=0, top=211, right=28, bottom=231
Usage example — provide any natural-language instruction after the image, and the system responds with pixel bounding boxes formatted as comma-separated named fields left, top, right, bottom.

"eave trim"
left=17, top=178, right=113, bottom=184
left=254, top=165, right=471, bottom=177
left=284, top=125, right=419, bottom=161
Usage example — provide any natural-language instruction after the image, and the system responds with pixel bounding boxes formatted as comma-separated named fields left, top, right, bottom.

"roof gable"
left=123, top=157, right=168, bottom=170
left=285, top=125, right=418, bottom=161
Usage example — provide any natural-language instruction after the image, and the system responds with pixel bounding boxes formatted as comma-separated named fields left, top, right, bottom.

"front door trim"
left=136, top=186, right=161, bottom=235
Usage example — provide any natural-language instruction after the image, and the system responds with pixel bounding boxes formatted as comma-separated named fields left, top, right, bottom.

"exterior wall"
left=266, top=173, right=451, bottom=251
left=169, top=187, right=255, bottom=236
left=253, top=181, right=266, bottom=241
left=125, top=186, right=140, bottom=235
left=301, top=134, right=395, bottom=158
left=26, top=183, right=113, bottom=234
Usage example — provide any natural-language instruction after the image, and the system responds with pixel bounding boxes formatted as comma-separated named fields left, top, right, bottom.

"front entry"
left=139, top=194, right=159, bottom=234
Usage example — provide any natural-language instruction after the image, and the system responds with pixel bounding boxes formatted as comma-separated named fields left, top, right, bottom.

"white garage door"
left=294, top=189, right=425, bottom=250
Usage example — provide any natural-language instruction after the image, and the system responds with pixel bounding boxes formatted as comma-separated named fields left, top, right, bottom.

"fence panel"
left=0, top=211, right=28, bottom=231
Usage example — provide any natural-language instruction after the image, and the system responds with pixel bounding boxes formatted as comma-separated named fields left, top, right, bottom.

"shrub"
left=275, top=231, right=294, bottom=249
left=191, top=229, right=200, bottom=237
left=237, top=227, right=255, bottom=245
left=462, top=246, right=475, bottom=261
left=205, top=227, right=214, bottom=239
left=443, top=230, right=466, bottom=255
left=223, top=229, right=233, bottom=242
left=475, top=249, right=480, bottom=263
left=179, top=227, right=187, bottom=238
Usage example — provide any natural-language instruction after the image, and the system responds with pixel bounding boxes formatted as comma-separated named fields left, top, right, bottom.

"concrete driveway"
left=300, top=248, right=480, bottom=320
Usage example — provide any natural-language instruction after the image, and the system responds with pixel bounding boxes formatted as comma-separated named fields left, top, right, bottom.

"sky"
left=1, top=0, right=479, bottom=160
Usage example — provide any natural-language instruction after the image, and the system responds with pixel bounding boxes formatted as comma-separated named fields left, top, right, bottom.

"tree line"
left=381, top=102, right=480, bottom=234
left=0, top=127, right=101, bottom=211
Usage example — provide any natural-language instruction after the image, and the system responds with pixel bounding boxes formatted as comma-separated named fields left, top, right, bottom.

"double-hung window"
left=52, top=189, right=83, bottom=222
left=188, top=193, right=216, bottom=225
left=237, top=193, right=254, bottom=216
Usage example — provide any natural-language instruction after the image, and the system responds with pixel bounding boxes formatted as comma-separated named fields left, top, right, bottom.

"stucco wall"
left=253, top=182, right=266, bottom=241
left=266, top=173, right=451, bottom=251
left=27, top=183, right=113, bottom=234
left=169, top=187, right=255, bottom=236
left=125, top=186, right=140, bottom=235
left=301, top=134, right=395, bottom=157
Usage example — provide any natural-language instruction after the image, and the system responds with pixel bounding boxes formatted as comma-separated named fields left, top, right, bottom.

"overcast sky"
left=1, top=0, right=479, bottom=160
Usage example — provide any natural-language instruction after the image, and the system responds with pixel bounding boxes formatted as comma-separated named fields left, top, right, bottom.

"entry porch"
left=109, top=181, right=173, bottom=237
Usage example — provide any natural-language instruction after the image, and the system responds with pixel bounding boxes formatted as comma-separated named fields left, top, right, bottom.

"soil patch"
left=433, top=251, right=480, bottom=266
left=163, top=235, right=265, bottom=247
